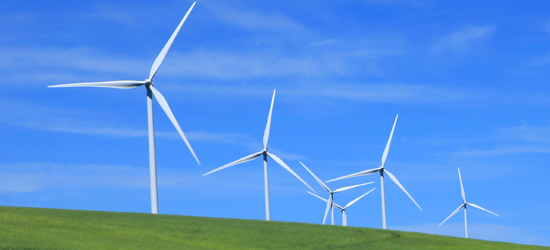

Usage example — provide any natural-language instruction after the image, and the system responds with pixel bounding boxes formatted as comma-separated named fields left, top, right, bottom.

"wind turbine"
left=327, top=114, right=422, bottom=229
left=438, top=168, right=499, bottom=238
left=300, top=161, right=373, bottom=225
left=308, top=187, right=376, bottom=226
left=48, top=2, right=200, bottom=214
left=203, top=89, right=314, bottom=221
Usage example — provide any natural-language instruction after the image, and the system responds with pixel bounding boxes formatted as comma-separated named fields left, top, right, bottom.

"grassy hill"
left=0, top=206, right=545, bottom=250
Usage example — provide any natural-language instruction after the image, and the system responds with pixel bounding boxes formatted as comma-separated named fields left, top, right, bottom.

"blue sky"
left=2, top=0, right=550, bottom=246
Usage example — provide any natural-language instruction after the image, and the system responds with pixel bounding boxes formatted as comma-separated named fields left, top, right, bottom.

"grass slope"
left=0, top=206, right=545, bottom=250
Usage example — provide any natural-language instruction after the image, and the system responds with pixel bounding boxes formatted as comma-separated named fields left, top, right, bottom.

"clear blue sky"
left=1, top=0, right=550, bottom=246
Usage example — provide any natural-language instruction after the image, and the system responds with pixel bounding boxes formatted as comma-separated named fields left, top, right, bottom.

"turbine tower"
left=48, top=2, right=200, bottom=214
left=327, top=114, right=422, bottom=229
left=300, top=161, right=373, bottom=225
left=438, top=168, right=499, bottom=238
left=308, top=187, right=376, bottom=226
left=203, top=90, right=314, bottom=221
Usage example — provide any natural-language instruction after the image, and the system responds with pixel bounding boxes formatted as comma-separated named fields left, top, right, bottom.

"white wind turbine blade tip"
left=333, top=182, right=374, bottom=193
left=326, top=167, right=381, bottom=183
left=384, top=169, right=422, bottom=211
left=263, top=89, right=276, bottom=150
left=458, top=168, right=466, bottom=202
left=148, top=1, right=196, bottom=80
left=438, top=203, right=465, bottom=227
left=344, top=187, right=376, bottom=208
left=381, top=114, right=398, bottom=166
left=468, top=203, right=500, bottom=217
left=48, top=80, right=145, bottom=89
left=203, top=151, right=263, bottom=176
left=268, top=152, right=315, bottom=193
left=149, top=86, right=200, bottom=165
left=300, top=161, right=330, bottom=192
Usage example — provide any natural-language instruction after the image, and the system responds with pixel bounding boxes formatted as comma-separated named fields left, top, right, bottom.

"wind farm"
left=2, top=0, right=550, bottom=248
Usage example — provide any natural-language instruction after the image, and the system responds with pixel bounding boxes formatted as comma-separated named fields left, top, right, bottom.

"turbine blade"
left=48, top=80, right=145, bottom=89
left=468, top=203, right=500, bottom=217
left=267, top=152, right=315, bottom=192
left=307, top=191, right=328, bottom=203
left=438, top=203, right=465, bottom=227
left=149, top=85, right=200, bottom=165
left=458, top=168, right=466, bottom=202
left=384, top=169, right=422, bottom=211
left=203, top=151, right=263, bottom=176
left=148, top=2, right=196, bottom=81
left=322, top=195, right=332, bottom=225
left=300, top=161, right=331, bottom=192
left=344, top=187, right=376, bottom=209
left=307, top=192, right=344, bottom=209
left=333, top=182, right=374, bottom=193
left=326, top=166, right=382, bottom=182
left=381, top=114, right=398, bottom=166
left=263, top=89, right=276, bottom=150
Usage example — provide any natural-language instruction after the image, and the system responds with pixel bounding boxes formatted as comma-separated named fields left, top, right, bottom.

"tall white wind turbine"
left=327, top=114, right=422, bottom=229
left=48, top=2, right=199, bottom=214
left=203, top=90, right=314, bottom=221
left=308, top=187, right=376, bottom=226
left=438, top=168, right=499, bottom=238
left=300, top=161, right=373, bottom=225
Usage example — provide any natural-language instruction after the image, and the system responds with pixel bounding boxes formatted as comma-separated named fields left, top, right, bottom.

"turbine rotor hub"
left=144, top=79, right=153, bottom=87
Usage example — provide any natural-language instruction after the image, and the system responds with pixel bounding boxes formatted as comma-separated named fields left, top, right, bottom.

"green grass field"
left=0, top=206, right=545, bottom=250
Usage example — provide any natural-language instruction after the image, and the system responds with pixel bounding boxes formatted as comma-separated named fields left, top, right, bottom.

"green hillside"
left=0, top=206, right=544, bottom=250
